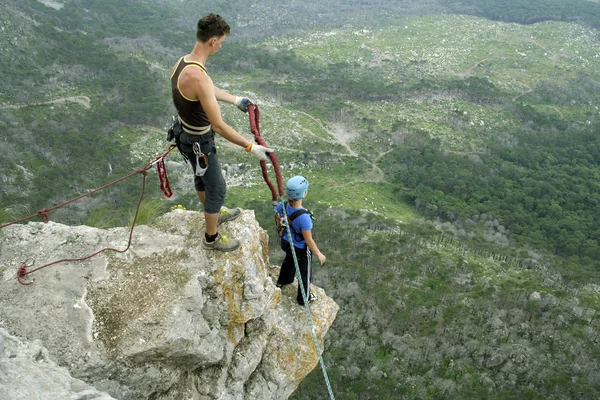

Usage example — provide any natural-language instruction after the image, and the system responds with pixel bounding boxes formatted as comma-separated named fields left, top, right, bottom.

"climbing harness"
left=2, top=144, right=178, bottom=285
left=247, top=105, right=335, bottom=400
left=275, top=201, right=312, bottom=240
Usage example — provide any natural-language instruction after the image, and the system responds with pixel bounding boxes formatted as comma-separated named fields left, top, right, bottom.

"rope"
left=247, top=106, right=335, bottom=398
left=247, top=104, right=284, bottom=202
left=17, top=170, right=149, bottom=285
left=5, top=145, right=178, bottom=285
left=0, top=145, right=177, bottom=230
left=282, top=202, right=336, bottom=400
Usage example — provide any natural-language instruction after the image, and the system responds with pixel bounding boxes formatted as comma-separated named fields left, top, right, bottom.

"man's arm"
left=187, top=69, right=271, bottom=160
left=196, top=74, right=249, bottom=147
left=215, top=86, right=253, bottom=112
left=214, top=86, right=236, bottom=104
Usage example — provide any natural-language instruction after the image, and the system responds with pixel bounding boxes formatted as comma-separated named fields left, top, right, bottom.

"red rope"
left=0, top=145, right=177, bottom=230
left=247, top=104, right=284, bottom=201
left=156, top=156, right=173, bottom=198
left=3, top=144, right=178, bottom=285
left=17, top=170, right=150, bottom=285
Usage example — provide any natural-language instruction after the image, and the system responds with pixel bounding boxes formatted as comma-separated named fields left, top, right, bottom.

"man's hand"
left=234, top=96, right=254, bottom=112
left=249, top=144, right=274, bottom=161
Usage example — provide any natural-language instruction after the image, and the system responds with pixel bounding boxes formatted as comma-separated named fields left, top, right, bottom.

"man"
left=170, top=13, right=273, bottom=251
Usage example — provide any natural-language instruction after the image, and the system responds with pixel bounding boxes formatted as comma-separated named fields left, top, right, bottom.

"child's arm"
left=302, top=230, right=326, bottom=265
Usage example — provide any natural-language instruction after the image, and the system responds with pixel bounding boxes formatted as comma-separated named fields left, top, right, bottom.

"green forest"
left=442, top=0, right=600, bottom=28
left=2, top=0, right=600, bottom=398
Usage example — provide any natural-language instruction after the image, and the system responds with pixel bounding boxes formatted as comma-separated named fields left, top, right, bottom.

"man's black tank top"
left=171, top=56, right=211, bottom=135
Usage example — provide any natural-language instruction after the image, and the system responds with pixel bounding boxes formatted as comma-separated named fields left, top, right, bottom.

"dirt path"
left=458, top=58, right=488, bottom=78
left=301, top=116, right=390, bottom=183
left=364, top=148, right=394, bottom=183
left=0, top=96, right=91, bottom=110
left=521, top=37, right=559, bottom=62
left=301, top=116, right=393, bottom=184
left=512, top=81, right=533, bottom=101
left=294, top=111, right=358, bottom=157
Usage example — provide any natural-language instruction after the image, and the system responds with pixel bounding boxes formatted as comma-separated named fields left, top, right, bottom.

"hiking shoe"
left=299, top=292, right=318, bottom=306
left=201, top=233, right=240, bottom=252
left=217, top=207, right=242, bottom=225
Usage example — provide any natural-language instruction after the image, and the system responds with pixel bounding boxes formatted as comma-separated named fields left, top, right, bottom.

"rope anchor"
left=17, top=258, right=35, bottom=286
left=3, top=145, right=178, bottom=285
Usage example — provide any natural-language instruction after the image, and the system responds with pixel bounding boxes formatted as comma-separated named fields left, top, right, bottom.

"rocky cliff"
left=0, top=210, right=338, bottom=399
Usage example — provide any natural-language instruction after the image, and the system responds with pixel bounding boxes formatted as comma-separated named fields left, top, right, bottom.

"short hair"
left=196, top=13, right=230, bottom=43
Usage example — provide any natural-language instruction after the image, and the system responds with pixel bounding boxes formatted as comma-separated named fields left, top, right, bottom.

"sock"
left=205, top=232, right=219, bottom=243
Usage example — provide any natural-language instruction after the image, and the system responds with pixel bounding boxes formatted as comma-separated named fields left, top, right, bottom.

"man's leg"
left=199, top=149, right=239, bottom=251
left=197, top=190, right=240, bottom=227
left=181, top=137, right=232, bottom=235
left=196, top=190, right=206, bottom=205
left=205, top=211, right=218, bottom=236
left=196, top=186, right=220, bottom=235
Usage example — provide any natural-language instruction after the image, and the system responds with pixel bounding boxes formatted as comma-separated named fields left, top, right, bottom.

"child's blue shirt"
left=277, top=202, right=312, bottom=248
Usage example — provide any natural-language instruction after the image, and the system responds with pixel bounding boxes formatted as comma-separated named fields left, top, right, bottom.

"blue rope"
left=279, top=198, right=336, bottom=400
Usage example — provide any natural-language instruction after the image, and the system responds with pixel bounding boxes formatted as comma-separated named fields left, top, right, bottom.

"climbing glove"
left=234, top=96, right=254, bottom=112
left=248, top=144, right=274, bottom=162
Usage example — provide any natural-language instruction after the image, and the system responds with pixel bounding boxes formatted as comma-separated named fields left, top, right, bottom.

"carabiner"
left=193, top=142, right=208, bottom=177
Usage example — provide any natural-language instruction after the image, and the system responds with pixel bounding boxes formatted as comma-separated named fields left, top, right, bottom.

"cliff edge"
left=0, top=209, right=338, bottom=399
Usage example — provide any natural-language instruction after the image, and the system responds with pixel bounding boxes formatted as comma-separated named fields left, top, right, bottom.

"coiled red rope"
left=4, top=144, right=177, bottom=285
left=247, top=104, right=284, bottom=201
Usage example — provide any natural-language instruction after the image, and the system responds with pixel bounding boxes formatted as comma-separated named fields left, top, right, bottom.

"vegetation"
left=390, top=124, right=600, bottom=276
left=2, top=0, right=600, bottom=398
left=441, top=0, right=600, bottom=29
left=284, top=208, right=600, bottom=399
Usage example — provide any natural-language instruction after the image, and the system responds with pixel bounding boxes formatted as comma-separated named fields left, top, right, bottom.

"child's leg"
left=277, top=240, right=296, bottom=285
left=297, top=248, right=313, bottom=305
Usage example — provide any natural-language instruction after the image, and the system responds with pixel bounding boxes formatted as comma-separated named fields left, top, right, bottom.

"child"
left=276, top=176, right=326, bottom=305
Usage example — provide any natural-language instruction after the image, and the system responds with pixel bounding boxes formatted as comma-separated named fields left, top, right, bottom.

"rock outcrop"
left=0, top=210, right=338, bottom=399
left=0, top=328, right=116, bottom=400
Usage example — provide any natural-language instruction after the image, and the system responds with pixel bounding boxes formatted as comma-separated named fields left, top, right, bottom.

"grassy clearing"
left=226, top=160, right=418, bottom=222
left=267, top=15, right=600, bottom=83
left=252, top=15, right=600, bottom=153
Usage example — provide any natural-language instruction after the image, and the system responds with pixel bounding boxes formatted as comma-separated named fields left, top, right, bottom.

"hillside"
left=2, top=0, right=600, bottom=399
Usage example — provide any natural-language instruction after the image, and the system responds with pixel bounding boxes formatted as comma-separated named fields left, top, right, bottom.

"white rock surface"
left=0, top=210, right=338, bottom=399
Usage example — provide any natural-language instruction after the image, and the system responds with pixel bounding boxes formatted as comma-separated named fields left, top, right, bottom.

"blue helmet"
left=286, top=176, right=309, bottom=200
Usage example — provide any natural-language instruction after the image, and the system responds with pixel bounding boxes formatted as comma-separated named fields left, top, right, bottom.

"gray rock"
left=0, top=210, right=339, bottom=399
left=0, top=328, right=116, bottom=400
left=529, top=292, right=541, bottom=301
left=486, top=352, right=506, bottom=368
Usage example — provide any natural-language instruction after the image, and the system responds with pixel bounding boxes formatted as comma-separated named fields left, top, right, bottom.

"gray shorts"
left=178, top=130, right=226, bottom=214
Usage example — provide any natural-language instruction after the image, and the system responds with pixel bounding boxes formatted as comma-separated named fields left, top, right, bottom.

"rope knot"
left=17, top=263, right=33, bottom=286
left=36, top=209, right=49, bottom=223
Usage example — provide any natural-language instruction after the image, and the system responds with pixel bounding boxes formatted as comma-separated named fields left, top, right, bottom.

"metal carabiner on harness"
left=192, top=142, right=208, bottom=177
